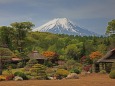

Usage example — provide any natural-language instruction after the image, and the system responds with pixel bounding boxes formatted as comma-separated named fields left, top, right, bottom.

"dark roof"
left=27, top=51, right=46, bottom=60
left=97, top=48, right=115, bottom=63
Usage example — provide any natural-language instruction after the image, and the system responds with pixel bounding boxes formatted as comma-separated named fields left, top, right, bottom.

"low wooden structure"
left=95, top=48, right=115, bottom=73
left=27, top=51, right=46, bottom=64
left=11, top=57, right=22, bottom=63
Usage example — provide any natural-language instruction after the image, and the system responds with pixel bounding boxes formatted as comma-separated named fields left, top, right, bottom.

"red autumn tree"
left=42, top=51, right=59, bottom=60
left=89, top=51, right=103, bottom=60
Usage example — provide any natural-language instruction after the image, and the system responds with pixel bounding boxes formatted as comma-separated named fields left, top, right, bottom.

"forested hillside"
left=0, top=21, right=115, bottom=61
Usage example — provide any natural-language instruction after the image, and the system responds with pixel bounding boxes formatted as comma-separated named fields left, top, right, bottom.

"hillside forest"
left=0, top=20, right=115, bottom=76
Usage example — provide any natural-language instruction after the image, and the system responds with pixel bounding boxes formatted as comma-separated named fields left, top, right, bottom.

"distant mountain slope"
left=33, top=18, right=98, bottom=36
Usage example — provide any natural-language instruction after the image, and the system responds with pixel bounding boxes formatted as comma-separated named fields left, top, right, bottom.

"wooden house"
left=95, top=48, right=115, bottom=73
left=27, top=51, right=46, bottom=64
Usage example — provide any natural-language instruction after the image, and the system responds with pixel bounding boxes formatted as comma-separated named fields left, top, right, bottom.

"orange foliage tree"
left=89, top=51, right=103, bottom=62
left=42, top=51, right=59, bottom=60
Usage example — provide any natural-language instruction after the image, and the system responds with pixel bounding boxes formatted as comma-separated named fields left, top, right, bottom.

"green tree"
left=65, top=44, right=78, bottom=60
left=0, top=48, right=13, bottom=75
left=0, top=26, right=15, bottom=49
left=10, top=22, right=35, bottom=52
left=109, top=36, right=115, bottom=49
left=84, top=40, right=96, bottom=55
left=106, top=19, right=115, bottom=35
left=97, top=44, right=107, bottom=54
left=65, top=43, right=83, bottom=61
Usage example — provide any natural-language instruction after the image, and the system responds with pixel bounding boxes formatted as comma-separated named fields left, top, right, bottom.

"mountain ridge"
left=33, top=18, right=99, bottom=36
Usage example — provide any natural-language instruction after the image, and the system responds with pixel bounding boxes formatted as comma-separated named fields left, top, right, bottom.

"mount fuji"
left=33, top=18, right=98, bottom=36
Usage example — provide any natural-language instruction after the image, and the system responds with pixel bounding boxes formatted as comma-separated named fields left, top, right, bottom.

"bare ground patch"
left=0, top=73, right=114, bottom=86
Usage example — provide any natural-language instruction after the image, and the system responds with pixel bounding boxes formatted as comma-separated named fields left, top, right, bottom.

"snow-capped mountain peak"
left=33, top=18, right=98, bottom=36
left=34, top=18, right=74, bottom=31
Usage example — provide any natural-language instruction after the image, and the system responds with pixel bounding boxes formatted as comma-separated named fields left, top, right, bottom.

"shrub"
left=99, top=70, right=106, bottom=74
left=70, top=68, right=81, bottom=74
left=5, top=64, right=17, bottom=69
left=3, top=66, right=14, bottom=80
left=83, top=65, right=92, bottom=72
left=14, top=71, right=28, bottom=80
left=109, top=70, right=115, bottom=79
left=30, top=64, right=47, bottom=80
left=0, top=75, right=6, bottom=81
left=56, top=69, right=69, bottom=79
left=26, top=75, right=33, bottom=80
left=17, top=62, right=24, bottom=68
left=64, top=60, right=82, bottom=71
left=44, top=60, right=53, bottom=67
left=3, top=63, right=11, bottom=69
left=46, top=68, right=56, bottom=77
left=26, top=59, right=38, bottom=68
left=6, top=74, right=14, bottom=80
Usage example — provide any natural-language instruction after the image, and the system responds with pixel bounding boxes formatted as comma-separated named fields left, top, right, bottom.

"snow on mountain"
left=33, top=18, right=98, bottom=36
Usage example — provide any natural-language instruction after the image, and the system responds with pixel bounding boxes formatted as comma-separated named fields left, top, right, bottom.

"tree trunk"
left=0, top=57, right=2, bottom=75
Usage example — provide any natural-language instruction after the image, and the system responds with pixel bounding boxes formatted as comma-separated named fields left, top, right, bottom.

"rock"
left=87, top=71, right=91, bottom=74
left=48, top=77, right=54, bottom=80
left=66, top=73, right=79, bottom=79
left=14, top=76, right=23, bottom=81
left=81, top=71, right=90, bottom=76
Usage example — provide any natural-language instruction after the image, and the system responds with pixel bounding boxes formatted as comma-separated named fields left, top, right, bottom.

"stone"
left=14, top=76, right=23, bottom=81
left=81, top=71, right=91, bottom=76
left=66, top=73, right=79, bottom=79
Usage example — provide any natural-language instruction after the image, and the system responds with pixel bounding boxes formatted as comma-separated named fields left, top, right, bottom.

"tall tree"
left=0, top=26, right=15, bottom=49
left=10, top=22, right=35, bottom=52
left=0, top=48, right=13, bottom=75
left=106, top=19, right=115, bottom=49
left=106, top=19, right=115, bottom=35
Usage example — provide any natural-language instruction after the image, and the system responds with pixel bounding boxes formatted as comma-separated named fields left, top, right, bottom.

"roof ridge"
left=111, top=48, right=115, bottom=52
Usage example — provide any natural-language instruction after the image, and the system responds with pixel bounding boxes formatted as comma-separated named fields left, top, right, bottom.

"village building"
left=95, top=48, right=115, bottom=73
left=27, top=51, right=46, bottom=64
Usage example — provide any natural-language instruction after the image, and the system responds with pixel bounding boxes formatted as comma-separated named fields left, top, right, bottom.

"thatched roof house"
left=97, top=48, right=115, bottom=63
left=27, top=51, right=46, bottom=60
left=94, top=48, right=115, bottom=73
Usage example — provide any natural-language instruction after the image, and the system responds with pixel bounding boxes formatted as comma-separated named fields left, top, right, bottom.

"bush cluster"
left=99, top=70, right=106, bottom=74
left=70, top=68, right=81, bottom=74
left=56, top=69, right=69, bottom=79
left=44, top=60, right=53, bottom=67
left=5, top=74, right=14, bottom=80
left=59, top=60, right=82, bottom=74
left=26, top=59, right=38, bottom=68
left=109, top=70, right=115, bottom=79
left=29, top=64, right=47, bottom=80
left=83, top=65, right=92, bottom=72
left=0, top=75, right=6, bottom=81
left=14, top=71, right=28, bottom=80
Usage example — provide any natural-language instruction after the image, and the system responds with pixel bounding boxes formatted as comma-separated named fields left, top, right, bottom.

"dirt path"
left=0, top=74, right=115, bottom=86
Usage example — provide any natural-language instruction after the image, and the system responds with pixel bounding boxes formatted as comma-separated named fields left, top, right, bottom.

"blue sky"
left=0, top=0, right=115, bottom=35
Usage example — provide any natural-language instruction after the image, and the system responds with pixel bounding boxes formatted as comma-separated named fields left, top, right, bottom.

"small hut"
left=95, top=48, right=115, bottom=73
left=27, top=51, right=46, bottom=64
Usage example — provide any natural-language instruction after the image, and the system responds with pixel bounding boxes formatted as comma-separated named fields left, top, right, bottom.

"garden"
left=0, top=20, right=115, bottom=86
